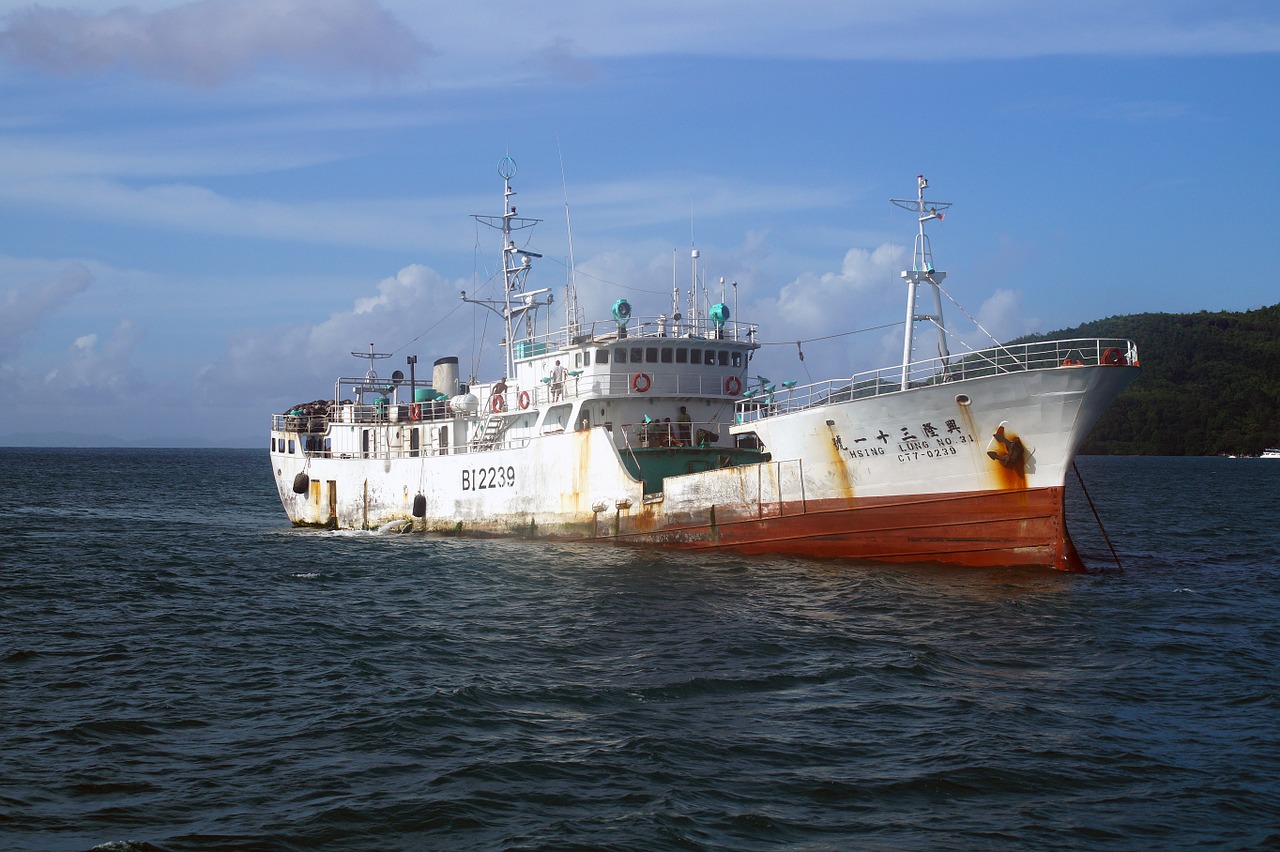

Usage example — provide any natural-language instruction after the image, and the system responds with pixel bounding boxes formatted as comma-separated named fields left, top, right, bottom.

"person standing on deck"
left=551, top=360, right=567, bottom=401
left=676, top=406, right=692, bottom=445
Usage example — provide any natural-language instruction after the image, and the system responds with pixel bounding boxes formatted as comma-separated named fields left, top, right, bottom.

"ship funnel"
left=432, top=356, right=460, bottom=398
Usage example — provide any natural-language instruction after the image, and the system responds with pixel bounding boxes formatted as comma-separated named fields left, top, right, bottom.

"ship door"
left=326, top=480, right=337, bottom=524
left=362, top=428, right=370, bottom=459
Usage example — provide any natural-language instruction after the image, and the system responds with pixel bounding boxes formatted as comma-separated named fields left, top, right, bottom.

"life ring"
left=490, top=394, right=506, bottom=413
left=518, top=390, right=531, bottom=410
left=1101, top=347, right=1126, bottom=366
left=409, top=403, right=422, bottom=421
left=632, top=372, right=651, bottom=393
left=725, top=375, right=742, bottom=396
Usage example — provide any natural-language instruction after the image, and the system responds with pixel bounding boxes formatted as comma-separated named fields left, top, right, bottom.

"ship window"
left=718, top=351, right=728, bottom=366
left=288, top=439, right=295, bottom=454
left=631, top=347, right=642, bottom=363
left=645, top=347, right=658, bottom=363
left=690, top=350, right=702, bottom=365
left=731, top=352, right=742, bottom=367
left=661, top=348, right=673, bottom=364
left=675, top=348, right=688, bottom=364
left=596, top=348, right=609, bottom=364
left=574, top=352, right=582, bottom=368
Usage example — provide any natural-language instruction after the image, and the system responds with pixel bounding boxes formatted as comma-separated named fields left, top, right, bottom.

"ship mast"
left=891, top=174, right=952, bottom=391
left=466, top=157, right=548, bottom=380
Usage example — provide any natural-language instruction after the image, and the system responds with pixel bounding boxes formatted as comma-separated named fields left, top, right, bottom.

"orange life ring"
left=490, top=394, right=506, bottom=413
left=518, top=390, right=531, bottom=410
left=725, top=375, right=742, bottom=396
left=632, top=372, right=651, bottom=393
left=409, top=403, right=422, bottom=421
left=1101, top=347, right=1126, bottom=366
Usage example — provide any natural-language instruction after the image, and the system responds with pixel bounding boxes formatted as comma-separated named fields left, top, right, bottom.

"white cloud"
left=46, top=319, right=141, bottom=392
left=0, top=262, right=93, bottom=362
left=0, top=0, right=428, bottom=86
left=970, top=287, right=1039, bottom=345
left=0, top=176, right=443, bottom=251
left=205, top=263, right=475, bottom=400
left=385, top=0, right=1280, bottom=72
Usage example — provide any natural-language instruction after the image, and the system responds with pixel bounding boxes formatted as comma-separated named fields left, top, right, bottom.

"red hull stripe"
left=617, top=487, right=1081, bottom=571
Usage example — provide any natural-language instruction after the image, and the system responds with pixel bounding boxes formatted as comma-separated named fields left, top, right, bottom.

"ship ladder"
left=471, top=414, right=509, bottom=450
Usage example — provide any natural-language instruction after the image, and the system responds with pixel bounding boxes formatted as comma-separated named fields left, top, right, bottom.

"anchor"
left=986, top=422, right=1026, bottom=469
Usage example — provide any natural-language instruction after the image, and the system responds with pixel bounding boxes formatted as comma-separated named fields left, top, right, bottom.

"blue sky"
left=1, top=0, right=1277, bottom=445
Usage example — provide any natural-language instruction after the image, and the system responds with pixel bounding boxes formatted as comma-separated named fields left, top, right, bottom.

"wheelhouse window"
left=631, top=347, right=643, bottom=363
left=690, top=350, right=702, bottom=365
left=675, top=348, right=688, bottom=364
left=596, top=348, right=609, bottom=364
left=645, top=347, right=658, bottom=363
left=731, top=352, right=742, bottom=367
left=660, top=348, right=673, bottom=364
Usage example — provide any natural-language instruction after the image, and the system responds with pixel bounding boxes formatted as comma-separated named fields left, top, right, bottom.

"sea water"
left=2, top=449, right=1278, bottom=850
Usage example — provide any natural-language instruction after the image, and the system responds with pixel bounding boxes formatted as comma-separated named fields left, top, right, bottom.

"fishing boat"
left=270, top=162, right=1139, bottom=570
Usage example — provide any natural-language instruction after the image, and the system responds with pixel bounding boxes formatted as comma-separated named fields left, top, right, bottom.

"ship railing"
left=272, top=413, right=333, bottom=433
left=293, top=430, right=538, bottom=462
left=490, top=369, right=748, bottom=409
left=509, top=315, right=758, bottom=361
left=736, top=337, right=1138, bottom=423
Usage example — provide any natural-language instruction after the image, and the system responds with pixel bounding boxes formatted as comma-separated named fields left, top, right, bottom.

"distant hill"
left=1009, top=303, right=1280, bottom=456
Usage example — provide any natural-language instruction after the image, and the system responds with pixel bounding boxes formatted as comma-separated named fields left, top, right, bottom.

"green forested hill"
left=1008, top=304, right=1280, bottom=456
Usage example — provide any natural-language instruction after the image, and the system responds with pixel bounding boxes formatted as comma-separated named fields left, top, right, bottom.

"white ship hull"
left=271, top=360, right=1138, bottom=570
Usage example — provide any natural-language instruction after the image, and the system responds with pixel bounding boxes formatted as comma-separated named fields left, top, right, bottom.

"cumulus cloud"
left=44, top=318, right=142, bottom=392
left=0, top=262, right=93, bottom=362
left=205, top=263, right=475, bottom=403
left=968, top=288, right=1039, bottom=346
left=756, top=242, right=906, bottom=346
left=0, top=0, right=428, bottom=85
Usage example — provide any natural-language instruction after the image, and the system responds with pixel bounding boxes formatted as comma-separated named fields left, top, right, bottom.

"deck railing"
left=736, top=338, right=1138, bottom=424
left=508, top=314, right=758, bottom=359
left=271, top=415, right=736, bottom=463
